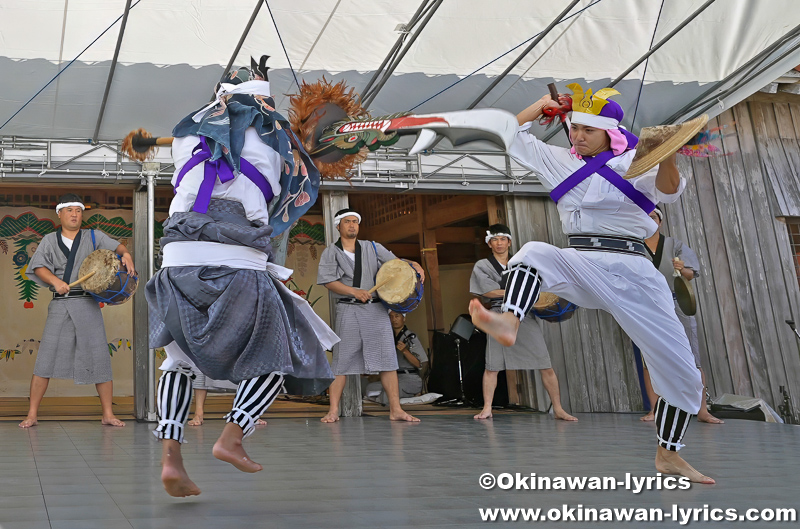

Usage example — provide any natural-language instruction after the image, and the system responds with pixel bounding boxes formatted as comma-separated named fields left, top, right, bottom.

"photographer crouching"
left=366, top=310, right=428, bottom=405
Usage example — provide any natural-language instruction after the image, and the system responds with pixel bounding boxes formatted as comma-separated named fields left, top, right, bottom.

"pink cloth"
left=569, top=127, right=629, bottom=158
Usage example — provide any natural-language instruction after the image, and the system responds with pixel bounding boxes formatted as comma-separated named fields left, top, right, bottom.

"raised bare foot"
left=389, top=410, right=420, bottom=422
left=320, top=410, right=340, bottom=423
left=161, top=441, right=201, bottom=497
left=474, top=409, right=493, bottom=420
left=640, top=411, right=655, bottom=422
left=18, top=417, right=38, bottom=428
left=256, top=419, right=267, bottom=426
left=188, top=415, right=203, bottom=426
left=554, top=409, right=578, bottom=421
left=102, top=416, right=125, bottom=427
left=697, top=411, right=724, bottom=424
left=212, top=424, right=262, bottom=473
left=469, top=298, right=519, bottom=347
left=655, top=447, right=715, bottom=484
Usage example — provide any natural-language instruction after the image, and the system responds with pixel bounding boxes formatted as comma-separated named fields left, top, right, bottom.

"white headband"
left=652, top=208, right=663, bottom=221
left=485, top=231, right=512, bottom=244
left=334, top=212, right=361, bottom=227
left=192, top=80, right=272, bottom=122
left=570, top=111, right=619, bottom=130
left=55, top=202, right=85, bottom=214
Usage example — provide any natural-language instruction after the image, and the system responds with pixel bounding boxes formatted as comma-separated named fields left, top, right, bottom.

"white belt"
left=161, top=241, right=291, bottom=280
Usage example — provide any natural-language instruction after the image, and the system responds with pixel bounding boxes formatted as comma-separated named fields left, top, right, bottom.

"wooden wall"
left=504, top=95, right=800, bottom=421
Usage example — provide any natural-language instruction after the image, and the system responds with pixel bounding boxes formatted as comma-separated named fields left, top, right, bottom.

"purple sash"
left=549, top=150, right=656, bottom=214
left=174, top=137, right=275, bottom=214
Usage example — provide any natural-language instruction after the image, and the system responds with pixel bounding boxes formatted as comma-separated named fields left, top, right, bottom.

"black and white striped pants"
left=654, top=397, right=692, bottom=451
left=153, top=367, right=284, bottom=443
left=500, top=264, right=542, bottom=320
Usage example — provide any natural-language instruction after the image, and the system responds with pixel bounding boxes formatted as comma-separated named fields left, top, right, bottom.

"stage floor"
left=1, top=413, right=798, bottom=529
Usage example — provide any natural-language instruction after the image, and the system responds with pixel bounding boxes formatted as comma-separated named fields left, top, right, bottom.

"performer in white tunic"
left=470, top=224, right=576, bottom=421
left=639, top=207, right=722, bottom=424
left=317, top=208, right=424, bottom=423
left=146, top=61, right=337, bottom=497
left=20, top=193, right=132, bottom=428
left=469, top=84, right=713, bottom=484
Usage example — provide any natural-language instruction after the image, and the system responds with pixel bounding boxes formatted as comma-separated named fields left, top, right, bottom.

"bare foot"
left=188, top=415, right=203, bottom=426
left=697, top=411, right=724, bottom=424
left=320, top=410, right=340, bottom=423
left=389, top=410, right=420, bottom=422
left=474, top=409, right=493, bottom=420
left=469, top=298, right=519, bottom=347
left=19, top=417, right=38, bottom=428
left=161, top=440, right=201, bottom=497
left=655, top=447, right=715, bottom=484
left=102, top=416, right=125, bottom=427
left=212, top=423, right=262, bottom=473
left=256, top=419, right=267, bottom=426
left=554, top=409, right=578, bottom=421
left=640, top=411, right=655, bottom=422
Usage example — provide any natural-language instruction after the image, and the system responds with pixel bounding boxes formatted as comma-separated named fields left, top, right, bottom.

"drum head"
left=674, top=276, right=697, bottom=316
left=375, top=259, right=417, bottom=304
left=78, top=249, right=120, bottom=294
left=533, top=292, right=560, bottom=310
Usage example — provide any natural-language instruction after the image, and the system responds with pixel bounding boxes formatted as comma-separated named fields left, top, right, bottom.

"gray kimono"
left=650, top=234, right=702, bottom=368
left=366, top=326, right=428, bottom=404
left=27, top=229, right=119, bottom=384
left=470, top=257, right=551, bottom=371
left=317, top=239, right=398, bottom=375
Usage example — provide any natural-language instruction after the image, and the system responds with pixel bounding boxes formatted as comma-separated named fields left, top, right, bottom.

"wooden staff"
left=67, top=271, right=95, bottom=289
left=548, top=82, right=571, bottom=141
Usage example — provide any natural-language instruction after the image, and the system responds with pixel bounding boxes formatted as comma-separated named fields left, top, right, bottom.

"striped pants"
left=153, top=366, right=284, bottom=443
left=501, top=263, right=693, bottom=451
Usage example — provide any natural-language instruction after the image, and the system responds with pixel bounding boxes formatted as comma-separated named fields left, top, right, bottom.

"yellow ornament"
left=567, top=83, right=620, bottom=116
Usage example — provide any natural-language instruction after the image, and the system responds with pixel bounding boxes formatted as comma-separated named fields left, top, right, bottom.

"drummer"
left=19, top=193, right=134, bottom=428
left=639, top=207, right=722, bottom=424
left=470, top=224, right=576, bottom=421
left=317, top=207, right=425, bottom=423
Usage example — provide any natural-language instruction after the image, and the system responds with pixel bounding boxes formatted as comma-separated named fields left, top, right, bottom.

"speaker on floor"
left=427, top=316, right=508, bottom=407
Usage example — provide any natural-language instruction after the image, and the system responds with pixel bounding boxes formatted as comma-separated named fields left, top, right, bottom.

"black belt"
left=53, top=290, right=93, bottom=299
left=397, top=368, right=419, bottom=375
left=337, top=298, right=380, bottom=305
left=568, top=235, right=647, bottom=257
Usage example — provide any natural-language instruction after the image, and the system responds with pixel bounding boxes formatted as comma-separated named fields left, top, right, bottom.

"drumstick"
left=67, top=271, right=96, bottom=288
left=673, top=257, right=681, bottom=277
left=367, top=277, right=393, bottom=295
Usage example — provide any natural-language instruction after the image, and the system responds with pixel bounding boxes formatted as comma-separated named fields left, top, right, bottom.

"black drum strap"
left=58, top=228, right=83, bottom=282
left=487, top=255, right=509, bottom=290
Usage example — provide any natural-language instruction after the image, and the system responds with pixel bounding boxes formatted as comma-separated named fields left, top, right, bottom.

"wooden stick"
left=368, top=277, right=393, bottom=295
left=67, top=271, right=95, bottom=289
left=548, top=82, right=571, bottom=142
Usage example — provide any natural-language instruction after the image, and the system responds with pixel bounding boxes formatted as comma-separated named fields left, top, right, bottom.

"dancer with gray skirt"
left=146, top=60, right=337, bottom=497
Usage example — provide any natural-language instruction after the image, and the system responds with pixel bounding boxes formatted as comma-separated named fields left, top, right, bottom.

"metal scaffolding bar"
left=92, top=0, right=134, bottom=143
left=221, top=0, right=265, bottom=82
left=466, top=0, right=581, bottom=110
left=362, top=0, right=443, bottom=108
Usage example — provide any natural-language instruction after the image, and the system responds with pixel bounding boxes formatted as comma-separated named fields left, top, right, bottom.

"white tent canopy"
left=2, top=0, right=800, bottom=144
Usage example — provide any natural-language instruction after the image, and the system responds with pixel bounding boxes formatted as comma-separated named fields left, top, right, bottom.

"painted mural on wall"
left=0, top=206, right=165, bottom=397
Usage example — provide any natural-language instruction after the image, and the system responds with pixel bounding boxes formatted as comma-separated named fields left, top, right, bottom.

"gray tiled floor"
left=1, top=413, right=799, bottom=528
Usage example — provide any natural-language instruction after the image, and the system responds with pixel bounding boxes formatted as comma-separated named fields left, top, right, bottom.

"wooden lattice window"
left=350, top=194, right=417, bottom=227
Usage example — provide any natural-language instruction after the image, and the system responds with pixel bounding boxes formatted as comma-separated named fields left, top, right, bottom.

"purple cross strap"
left=174, top=137, right=275, bottom=214
left=549, top=150, right=656, bottom=214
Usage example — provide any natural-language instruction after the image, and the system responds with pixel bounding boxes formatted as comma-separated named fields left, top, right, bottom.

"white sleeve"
left=631, top=164, right=687, bottom=204
left=508, top=123, right=561, bottom=191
